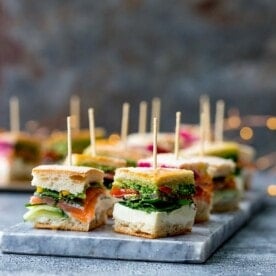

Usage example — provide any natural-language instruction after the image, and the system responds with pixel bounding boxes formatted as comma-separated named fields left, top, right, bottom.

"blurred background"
left=0, top=0, right=275, bottom=171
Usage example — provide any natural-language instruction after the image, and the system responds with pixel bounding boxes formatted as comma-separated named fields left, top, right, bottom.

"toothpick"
left=151, top=97, right=161, bottom=133
left=138, top=101, right=147, bottom=134
left=199, top=112, right=205, bottom=156
left=70, top=95, right=80, bottom=132
left=88, top=108, right=96, bottom=157
left=203, top=96, right=211, bottom=143
left=153, top=117, right=158, bottom=170
left=174, top=111, right=181, bottom=160
left=200, top=94, right=208, bottom=114
left=120, top=102, right=130, bottom=149
left=67, top=116, right=72, bottom=166
left=10, top=96, right=20, bottom=133
left=215, top=100, right=225, bottom=143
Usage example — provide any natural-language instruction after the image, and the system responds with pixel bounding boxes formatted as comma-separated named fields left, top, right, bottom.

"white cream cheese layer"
left=113, top=203, right=196, bottom=233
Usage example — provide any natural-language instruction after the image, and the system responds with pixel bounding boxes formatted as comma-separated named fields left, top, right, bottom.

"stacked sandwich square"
left=110, top=167, right=196, bottom=238
left=24, top=165, right=108, bottom=231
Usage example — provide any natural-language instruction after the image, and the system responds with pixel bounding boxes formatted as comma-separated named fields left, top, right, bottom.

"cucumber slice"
left=23, top=205, right=66, bottom=222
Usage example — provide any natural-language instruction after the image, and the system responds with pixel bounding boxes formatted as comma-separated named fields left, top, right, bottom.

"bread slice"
left=199, top=156, right=235, bottom=178
left=193, top=198, right=212, bottom=223
left=113, top=203, right=196, bottom=238
left=114, top=167, right=194, bottom=188
left=34, top=211, right=106, bottom=231
left=126, top=132, right=179, bottom=153
left=181, top=141, right=239, bottom=160
left=71, top=153, right=127, bottom=169
left=85, top=143, right=150, bottom=165
left=141, top=154, right=235, bottom=179
left=31, top=165, right=104, bottom=195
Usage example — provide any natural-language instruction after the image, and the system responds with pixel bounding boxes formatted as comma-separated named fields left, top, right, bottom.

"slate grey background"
left=0, top=0, right=275, bottom=158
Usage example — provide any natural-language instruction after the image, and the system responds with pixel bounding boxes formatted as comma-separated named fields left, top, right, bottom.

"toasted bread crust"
left=32, top=165, right=103, bottom=180
left=71, top=153, right=127, bottom=168
left=112, top=203, right=196, bottom=239
left=34, top=210, right=107, bottom=232
left=113, top=220, right=192, bottom=239
left=193, top=199, right=211, bottom=223
left=114, top=167, right=194, bottom=187
left=31, top=165, right=104, bottom=195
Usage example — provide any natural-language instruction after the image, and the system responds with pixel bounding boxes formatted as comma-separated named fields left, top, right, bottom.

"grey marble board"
left=1, top=190, right=264, bottom=263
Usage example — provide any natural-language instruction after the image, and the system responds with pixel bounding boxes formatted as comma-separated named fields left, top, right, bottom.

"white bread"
left=85, top=144, right=150, bottom=162
left=138, top=153, right=209, bottom=173
left=34, top=211, right=106, bottom=231
left=113, top=203, right=196, bottom=238
left=70, top=153, right=127, bottom=168
left=31, top=165, right=104, bottom=195
left=114, top=167, right=195, bottom=187
left=101, top=189, right=120, bottom=217
left=200, top=156, right=235, bottom=178
left=126, top=132, right=180, bottom=152
left=193, top=198, right=212, bottom=223
left=139, top=154, right=235, bottom=178
left=181, top=141, right=239, bottom=157
left=47, top=128, right=105, bottom=143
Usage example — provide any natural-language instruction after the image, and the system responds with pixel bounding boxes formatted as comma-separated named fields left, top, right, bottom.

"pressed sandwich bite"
left=23, top=165, right=108, bottom=231
left=0, top=132, right=41, bottom=184
left=203, top=156, right=240, bottom=212
left=138, top=154, right=213, bottom=223
left=110, top=167, right=196, bottom=239
left=69, top=153, right=127, bottom=216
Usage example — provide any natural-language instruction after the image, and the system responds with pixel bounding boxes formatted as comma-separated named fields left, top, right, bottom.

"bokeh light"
left=267, top=185, right=276, bottom=196
left=240, top=127, right=253, bottom=140
left=266, top=117, right=276, bottom=130
left=228, top=116, right=241, bottom=129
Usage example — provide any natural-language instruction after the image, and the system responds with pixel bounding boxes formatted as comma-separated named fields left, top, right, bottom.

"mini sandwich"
left=0, top=132, right=41, bottom=185
left=69, top=153, right=127, bottom=216
left=126, top=133, right=179, bottom=153
left=70, top=154, right=127, bottom=189
left=110, top=167, right=196, bottom=239
left=181, top=141, right=255, bottom=191
left=138, top=154, right=213, bottom=223
left=127, top=126, right=199, bottom=154
left=84, top=143, right=150, bottom=167
left=23, top=165, right=108, bottom=231
left=43, top=128, right=105, bottom=163
left=202, top=156, right=240, bottom=212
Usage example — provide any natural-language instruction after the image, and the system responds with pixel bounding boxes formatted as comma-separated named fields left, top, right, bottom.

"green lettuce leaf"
left=120, top=198, right=193, bottom=213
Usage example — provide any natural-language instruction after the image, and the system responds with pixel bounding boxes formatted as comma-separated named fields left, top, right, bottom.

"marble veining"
left=1, top=190, right=264, bottom=263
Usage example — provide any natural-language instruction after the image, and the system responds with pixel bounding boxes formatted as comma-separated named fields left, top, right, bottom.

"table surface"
left=0, top=172, right=275, bottom=276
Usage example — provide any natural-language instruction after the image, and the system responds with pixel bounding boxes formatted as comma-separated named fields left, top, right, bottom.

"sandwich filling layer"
left=24, top=165, right=107, bottom=225
left=24, top=184, right=106, bottom=224
left=71, top=154, right=127, bottom=189
left=111, top=167, right=195, bottom=213
left=113, top=202, right=196, bottom=237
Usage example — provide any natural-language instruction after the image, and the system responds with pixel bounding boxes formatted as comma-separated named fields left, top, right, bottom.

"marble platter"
left=1, top=190, right=264, bottom=263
